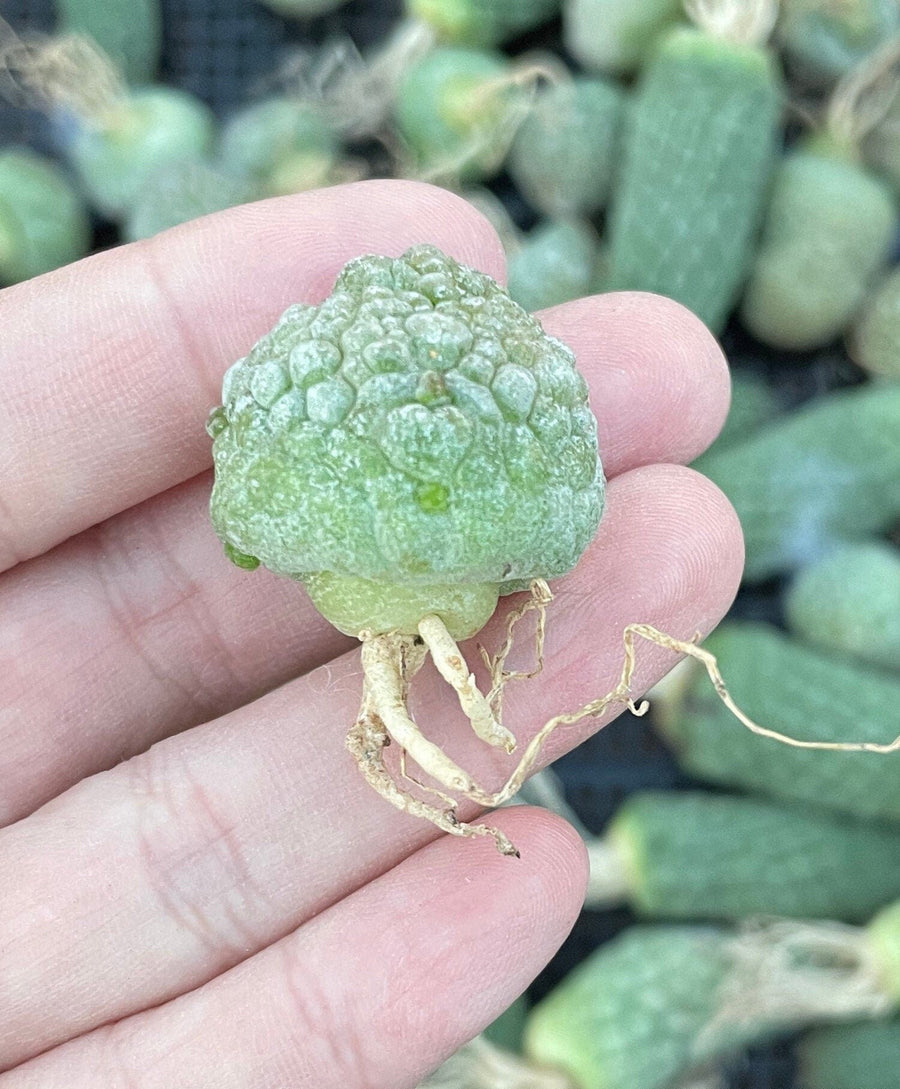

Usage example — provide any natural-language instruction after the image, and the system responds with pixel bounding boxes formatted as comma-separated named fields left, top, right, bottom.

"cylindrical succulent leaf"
left=563, top=0, right=685, bottom=75
left=739, top=145, right=896, bottom=350
left=847, top=265, right=900, bottom=380
left=524, top=926, right=740, bottom=1089
left=785, top=541, right=900, bottom=672
left=525, top=907, right=900, bottom=1089
left=394, top=46, right=527, bottom=182
left=599, top=789, right=900, bottom=922
left=775, top=0, right=900, bottom=90
left=654, top=621, right=900, bottom=822
left=603, top=23, right=782, bottom=332
left=218, top=96, right=339, bottom=197
left=65, top=85, right=216, bottom=218
left=697, top=383, right=900, bottom=581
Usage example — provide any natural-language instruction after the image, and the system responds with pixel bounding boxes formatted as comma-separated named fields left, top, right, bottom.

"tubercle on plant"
left=208, top=245, right=899, bottom=857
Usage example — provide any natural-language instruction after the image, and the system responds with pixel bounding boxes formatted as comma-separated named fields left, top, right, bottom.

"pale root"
left=274, top=19, right=435, bottom=140
left=0, top=18, right=125, bottom=124
left=701, top=918, right=894, bottom=1050
left=349, top=587, right=898, bottom=856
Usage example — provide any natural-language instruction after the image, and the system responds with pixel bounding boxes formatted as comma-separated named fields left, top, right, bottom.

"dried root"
left=0, top=17, right=125, bottom=123
left=828, top=33, right=900, bottom=148
left=347, top=584, right=899, bottom=856
left=700, top=917, right=893, bottom=1051
left=417, top=1034, right=575, bottom=1089
left=411, top=56, right=561, bottom=186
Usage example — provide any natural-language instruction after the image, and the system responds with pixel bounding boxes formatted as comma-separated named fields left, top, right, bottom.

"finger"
left=0, top=473, right=356, bottom=827
left=0, top=180, right=506, bottom=573
left=0, top=464, right=743, bottom=1066
left=2, top=808, right=585, bottom=1089
left=0, top=292, right=728, bottom=825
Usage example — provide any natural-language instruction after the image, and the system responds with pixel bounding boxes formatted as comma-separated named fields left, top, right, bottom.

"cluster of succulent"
left=4, top=2, right=900, bottom=1088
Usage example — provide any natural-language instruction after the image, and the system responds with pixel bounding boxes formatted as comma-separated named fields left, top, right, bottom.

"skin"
left=0, top=180, right=741, bottom=1088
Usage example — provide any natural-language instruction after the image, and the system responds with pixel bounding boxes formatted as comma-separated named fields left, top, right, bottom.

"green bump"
left=224, top=542, right=260, bottom=570
left=491, top=363, right=538, bottom=422
left=205, top=406, right=228, bottom=439
left=416, top=482, right=450, bottom=512
left=362, top=336, right=414, bottom=374
left=405, top=310, right=474, bottom=369
left=289, top=339, right=342, bottom=387
left=250, top=361, right=290, bottom=407
left=306, top=377, right=355, bottom=425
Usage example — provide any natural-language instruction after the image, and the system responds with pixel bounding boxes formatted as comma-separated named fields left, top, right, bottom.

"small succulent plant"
left=207, top=244, right=897, bottom=853
left=208, top=244, right=604, bottom=852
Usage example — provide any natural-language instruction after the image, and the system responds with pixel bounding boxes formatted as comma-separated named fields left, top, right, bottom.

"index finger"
left=0, top=181, right=506, bottom=573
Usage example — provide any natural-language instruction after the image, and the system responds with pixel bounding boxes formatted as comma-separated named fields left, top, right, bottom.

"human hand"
left=0, top=181, right=741, bottom=1088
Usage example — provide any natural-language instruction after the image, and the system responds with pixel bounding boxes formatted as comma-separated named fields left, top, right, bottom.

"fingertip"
left=539, top=291, right=732, bottom=474
left=434, top=805, right=590, bottom=936
left=676, top=463, right=746, bottom=603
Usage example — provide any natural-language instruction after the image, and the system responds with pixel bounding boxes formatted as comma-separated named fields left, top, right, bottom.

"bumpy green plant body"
left=218, top=97, right=339, bottom=197
left=605, top=790, right=900, bottom=922
left=775, top=0, right=900, bottom=89
left=0, top=148, right=89, bottom=284
left=785, top=541, right=900, bottom=673
left=208, top=245, right=604, bottom=639
left=739, top=146, right=896, bottom=350
left=507, top=76, right=625, bottom=218
left=507, top=219, right=600, bottom=313
left=524, top=927, right=758, bottom=1089
left=697, top=384, right=900, bottom=581
left=656, top=621, right=900, bottom=823
left=563, top=0, right=685, bottom=74
left=603, top=26, right=782, bottom=333
left=847, top=265, right=900, bottom=379
left=797, top=1020, right=900, bottom=1089
left=55, top=0, right=162, bottom=84
left=407, top=0, right=560, bottom=47
left=66, top=86, right=216, bottom=218
left=124, top=158, right=258, bottom=242
left=394, top=47, right=518, bottom=182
